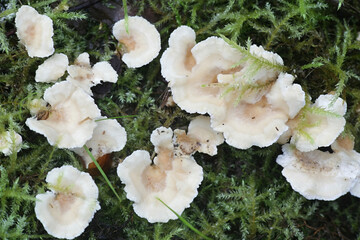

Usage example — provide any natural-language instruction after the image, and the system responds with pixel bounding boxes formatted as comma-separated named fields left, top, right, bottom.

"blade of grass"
left=95, top=115, right=137, bottom=122
left=84, top=145, right=122, bottom=202
left=122, top=0, right=129, bottom=33
left=156, top=197, right=212, bottom=240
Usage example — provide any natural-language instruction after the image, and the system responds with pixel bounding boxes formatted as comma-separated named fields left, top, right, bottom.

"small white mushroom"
left=25, top=81, right=101, bottom=148
left=35, top=165, right=100, bottom=239
left=276, top=143, right=360, bottom=200
left=165, top=36, right=242, bottom=115
left=113, top=16, right=161, bottom=68
left=330, top=137, right=360, bottom=198
left=15, top=5, right=54, bottom=58
left=211, top=73, right=305, bottom=149
left=66, top=52, right=118, bottom=95
left=72, top=118, right=127, bottom=168
left=266, top=73, right=305, bottom=119
left=160, top=25, right=196, bottom=83
left=35, top=53, right=69, bottom=83
left=0, top=130, right=22, bottom=156
left=117, top=127, right=203, bottom=223
left=289, top=94, right=347, bottom=152
left=28, top=98, right=48, bottom=116
left=150, top=126, right=174, bottom=154
left=186, top=116, right=224, bottom=156
left=216, top=44, right=285, bottom=104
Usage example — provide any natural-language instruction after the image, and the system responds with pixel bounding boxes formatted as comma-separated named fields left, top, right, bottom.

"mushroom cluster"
left=11, top=4, right=360, bottom=239
left=160, top=25, right=359, bottom=201
left=26, top=50, right=127, bottom=150
left=160, top=26, right=305, bottom=149
left=35, top=165, right=100, bottom=239
left=66, top=52, right=118, bottom=95
left=117, top=116, right=223, bottom=223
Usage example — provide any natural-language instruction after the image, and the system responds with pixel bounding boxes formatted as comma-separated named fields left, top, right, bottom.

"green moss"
left=1, top=0, right=360, bottom=239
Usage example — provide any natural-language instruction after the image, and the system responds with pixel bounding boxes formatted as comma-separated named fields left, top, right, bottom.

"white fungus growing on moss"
left=35, top=53, right=69, bottom=83
left=117, top=127, right=203, bottom=223
left=113, top=16, right=161, bottom=68
left=66, top=52, right=118, bottom=95
left=276, top=143, right=360, bottom=200
left=0, top=130, right=22, bottom=156
left=25, top=81, right=101, bottom=148
left=287, top=94, right=347, bottom=152
left=72, top=118, right=127, bottom=168
left=15, top=5, right=54, bottom=58
left=35, top=165, right=100, bottom=239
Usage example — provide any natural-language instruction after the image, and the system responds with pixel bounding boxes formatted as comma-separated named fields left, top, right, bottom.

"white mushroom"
left=330, top=137, right=360, bottom=198
left=0, top=130, right=22, bottom=156
left=15, top=5, right=54, bottom=58
left=289, top=94, right=347, bottom=152
left=276, top=143, right=360, bottom=200
left=211, top=73, right=305, bottom=149
left=160, top=25, right=196, bottom=83
left=160, top=26, right=286, bottom=117
left=216, top=44, right=284, bottom=105
left=35, top=165, right=100, bottom=239
left=165, top=36, right=242, bottom=115
left=117, top=127, right=203, bottom=223
left=113, top=16, right=161, bottom=68
left=184, top=116, right=224, bottom=156
left=150, top=126, right=174, bottom=154
left=266, top=73, right=305, bottom=119
left=25, top=81, right=101, bottom=148
left=28, top=98, right=48, bottom=116
left=72, top=118, right=127, bottom=168
left=35, top=53, right=69, bottom=82
left=66, top=52, right=118, bottom=95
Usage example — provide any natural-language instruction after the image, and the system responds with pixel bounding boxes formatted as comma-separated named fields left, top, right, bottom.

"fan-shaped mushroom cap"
left=35, top=53, right=69, bottom=83
left=66, top=53, right=118, bottom=95
left=25, top=81, right=101, bottom=148
left=150, top=126, right=174, bottom=153
left=217, top=45, right=284, bottom=104
left=35, top=165, right=100, bottom=239
left=74, top=52, right=91, bottom=67
left=276, top=144, right=360, bottom=200
left=160, top=25, right=196, bottom=83
left=113, top=16, right=161, bottom=68
left=169, top=36, right=242, bottom=115
left=72, top=118, right=127, bottom=168
left=211, top=73, right=305, bottom=149
left=211, top=97, right=289, bottom=149
left=0, top=131, right=22, bottom=156
left=290, top=94, right=347, bottom=152
left=117, top=149, right=203, bottom=223
left=15, top=5, right=54, bottom=58
left=330, top=137, right=360, bottom=198
left=266, top=73, right=305, bottom=119
left=187, top=116, right=224, bottom=156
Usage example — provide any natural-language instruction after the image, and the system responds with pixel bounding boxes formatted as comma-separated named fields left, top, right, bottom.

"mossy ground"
left=1, top=0, right=360, bottom=239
